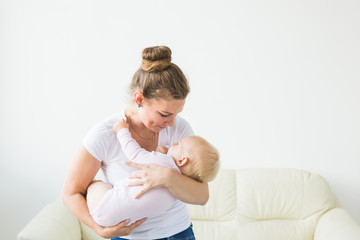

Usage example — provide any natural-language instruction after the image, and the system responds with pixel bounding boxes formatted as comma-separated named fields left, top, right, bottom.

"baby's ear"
left=175, top=156, right=189, bottom=167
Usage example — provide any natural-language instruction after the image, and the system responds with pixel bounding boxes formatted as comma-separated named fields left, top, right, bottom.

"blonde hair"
left=129, top=46, right=190, bottom=101
left=184, top=136, right=220, bottom=183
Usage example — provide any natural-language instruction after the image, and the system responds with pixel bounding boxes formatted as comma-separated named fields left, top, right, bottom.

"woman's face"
left=139, top=98, right=186, bottom=132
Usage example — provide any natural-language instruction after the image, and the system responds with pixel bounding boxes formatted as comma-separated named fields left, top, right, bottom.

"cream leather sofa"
left=18, top=168, right=360, bottom=240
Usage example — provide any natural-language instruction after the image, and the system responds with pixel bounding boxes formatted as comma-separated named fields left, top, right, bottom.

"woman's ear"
left=175, top=156, right=189, bottom=167
left=134, top=91, right=144, bottom=106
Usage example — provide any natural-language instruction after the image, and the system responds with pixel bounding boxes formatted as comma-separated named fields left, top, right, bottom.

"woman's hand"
left=95, top=218, right=147, bottom=239
left=126, top=161, right=172, bottom=199
left=127, top=161, right=209, bottom=205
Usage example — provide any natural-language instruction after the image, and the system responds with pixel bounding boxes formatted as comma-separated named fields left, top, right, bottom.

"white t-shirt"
left=83, top=112, right=194, bottom=239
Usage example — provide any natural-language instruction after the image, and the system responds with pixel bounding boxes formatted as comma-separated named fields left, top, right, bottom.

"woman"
left=62, top=46, right=209, bottom=240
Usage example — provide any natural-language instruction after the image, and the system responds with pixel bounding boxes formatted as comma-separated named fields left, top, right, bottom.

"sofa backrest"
left=187, top=168, right=335, bottom=240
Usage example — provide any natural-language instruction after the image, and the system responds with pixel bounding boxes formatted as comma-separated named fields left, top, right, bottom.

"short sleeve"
left=83, top=122, right=111, bottom=162
left=176, top=116, right=194, bottom=140
left=164, top=116, right=195, bottom=146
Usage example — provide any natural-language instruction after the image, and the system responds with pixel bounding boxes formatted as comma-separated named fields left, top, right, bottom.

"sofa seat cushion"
left=188, top=168, right=336, bottom=240
left=192, top=217, right=319, bottom=240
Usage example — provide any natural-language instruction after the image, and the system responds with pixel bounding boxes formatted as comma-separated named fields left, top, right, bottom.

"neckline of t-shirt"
left=121, top=109, right=170, bottom=147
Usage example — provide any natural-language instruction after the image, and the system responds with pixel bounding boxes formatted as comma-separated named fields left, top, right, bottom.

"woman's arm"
left=62, top=145, right=146, bottom=238
left=165, top=168, right=209, bottom=205
left=126, top=162, right=209, bottom=205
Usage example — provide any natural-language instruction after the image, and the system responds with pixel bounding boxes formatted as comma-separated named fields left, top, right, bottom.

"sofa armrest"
left=17, top=200, right=81, bottom=240
left=314, top=208, right=360, bottom=240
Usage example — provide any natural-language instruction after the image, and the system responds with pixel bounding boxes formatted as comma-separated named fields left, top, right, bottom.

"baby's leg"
left=86, top=180, right=112, bottom=211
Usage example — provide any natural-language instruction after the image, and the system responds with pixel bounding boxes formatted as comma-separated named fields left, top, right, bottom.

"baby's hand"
left=113, top=119, right=129, bottom=134
left=155, top=146, right=168, bottom=154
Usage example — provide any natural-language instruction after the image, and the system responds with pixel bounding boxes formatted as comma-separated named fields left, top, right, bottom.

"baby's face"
left=168, top=136, right=196, bottom=160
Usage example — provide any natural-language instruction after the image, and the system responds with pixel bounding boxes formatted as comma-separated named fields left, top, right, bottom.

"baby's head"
left=168, top=136, right=220, bottom=183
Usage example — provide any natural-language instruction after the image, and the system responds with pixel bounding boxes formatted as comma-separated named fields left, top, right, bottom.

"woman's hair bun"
left=141, top=46, right=172, bottom=72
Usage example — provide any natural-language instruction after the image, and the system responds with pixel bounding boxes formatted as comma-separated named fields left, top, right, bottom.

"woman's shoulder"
left=173, top=115, right=192, bottom=130
left=98, top=112, right=124, bottom=129
left=90, top=112, right=123, bottom=135
left=82, top=112, right=126, bottom=161
left=83, top=112, right=124, bottom=157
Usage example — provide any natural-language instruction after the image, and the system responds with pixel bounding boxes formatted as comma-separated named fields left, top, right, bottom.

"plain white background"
left=1, top=0, right=359, bottom=239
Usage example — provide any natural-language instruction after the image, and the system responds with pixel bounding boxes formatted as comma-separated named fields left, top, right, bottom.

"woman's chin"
left=153, top=126, right=166, bottom=132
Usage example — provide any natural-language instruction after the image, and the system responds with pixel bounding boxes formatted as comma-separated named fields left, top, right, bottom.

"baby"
left=86, top=118, right=220, bottom=227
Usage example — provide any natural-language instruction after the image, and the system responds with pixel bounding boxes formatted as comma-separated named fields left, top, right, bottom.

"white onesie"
left=90, top=128, right=180, bottom=227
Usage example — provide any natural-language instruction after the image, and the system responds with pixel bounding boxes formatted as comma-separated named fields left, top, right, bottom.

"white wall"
left=1, top=0, right=359, bottom=239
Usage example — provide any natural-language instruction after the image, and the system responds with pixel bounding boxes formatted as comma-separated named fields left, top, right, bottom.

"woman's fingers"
left=135, top=186, right=151, bottom=199
left=128, top=179, right=144, bottom=187
left=129, top=171, right=143, bottom=179
left=112, top=218, right=147, bottom=237
left=116, top=219, right=131, bottom=228
left=126, top=162, right=166, bottom=198
left=126, top=161, right=148, bottom=170
left=127, top=178, right=151, bottom=198
left=126, top=218, right=147, bottom=232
